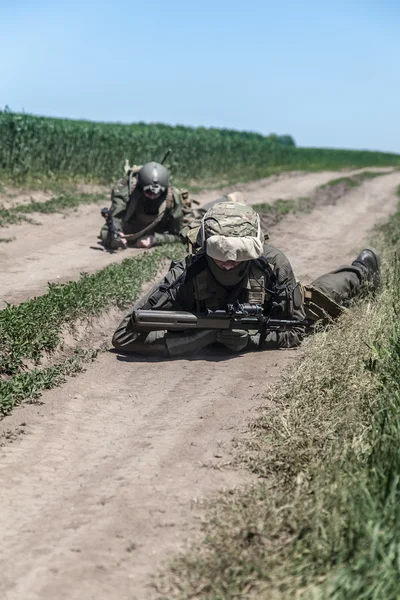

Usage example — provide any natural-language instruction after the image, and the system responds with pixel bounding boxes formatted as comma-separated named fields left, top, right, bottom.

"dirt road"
left=1, top=171, right=400, bottom=600
left=0, top=167, right=392, bottom=305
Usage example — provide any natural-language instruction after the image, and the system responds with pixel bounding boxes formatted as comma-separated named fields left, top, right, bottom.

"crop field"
left=2, top=117, right=400, bottom=600
left=2, top=109, right=400, bottom=186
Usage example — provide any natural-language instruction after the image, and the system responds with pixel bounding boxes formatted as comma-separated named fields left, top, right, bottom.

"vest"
left=191, top=262, right=272, bottom=312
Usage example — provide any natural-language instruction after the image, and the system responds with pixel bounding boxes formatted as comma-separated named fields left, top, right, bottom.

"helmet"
left=137, top=162, right=170, bottom=199
left=198, top=201, right=264, bottom=262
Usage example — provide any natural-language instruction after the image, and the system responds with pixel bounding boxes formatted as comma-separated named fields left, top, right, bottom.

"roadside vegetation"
left=1, top=109, right=400, bottom=187
left=319, top=169, right=389, bottom=189
left=0, top=244, right=184, bottom=416
left=253, top=170, right=389, bottom=227
left=0, top=191, right=107, bottom=227
left=155, top=197, right=400, bottom=598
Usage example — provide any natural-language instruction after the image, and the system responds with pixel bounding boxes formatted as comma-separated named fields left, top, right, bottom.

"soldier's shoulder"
left=263, top=243, right=292, bottom=265
left=112, top=177, right=129, bottom=193
left=171, top=186, right=190, bottom=199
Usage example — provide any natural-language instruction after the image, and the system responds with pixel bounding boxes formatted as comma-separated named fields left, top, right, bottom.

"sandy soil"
left=1, top=167, right=393, bottom=305
left=1, top=170, right=400, bottom=600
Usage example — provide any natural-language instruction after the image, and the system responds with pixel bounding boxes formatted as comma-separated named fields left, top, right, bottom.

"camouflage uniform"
left=112, top=202, right=380, bottom=357
left=100, top=177, right=190, bottom=246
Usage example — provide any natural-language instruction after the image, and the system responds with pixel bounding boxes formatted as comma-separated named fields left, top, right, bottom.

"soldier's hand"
left=118, top=232, right=128, bottom=248
left=135, top=235, right=155, bottom=248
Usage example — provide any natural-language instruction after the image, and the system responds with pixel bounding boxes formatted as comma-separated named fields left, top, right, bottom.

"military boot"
left=352, top=248, right=381, bottom=290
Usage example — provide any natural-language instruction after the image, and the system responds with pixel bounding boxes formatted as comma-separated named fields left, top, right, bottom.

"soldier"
left=111, top=201, right=380, bottom=357
left=100, top=161, right=195, bottom=250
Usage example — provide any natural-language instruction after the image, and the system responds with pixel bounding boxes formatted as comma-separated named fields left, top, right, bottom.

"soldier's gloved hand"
left=216, top=329, right=249, bottom=352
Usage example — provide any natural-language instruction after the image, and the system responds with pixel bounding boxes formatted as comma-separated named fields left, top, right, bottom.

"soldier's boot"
left=352, top=248, right=381, bottom=290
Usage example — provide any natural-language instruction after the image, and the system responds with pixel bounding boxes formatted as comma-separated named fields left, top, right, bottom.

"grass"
left=252, top=196, right=312, bottom=221
left=0, top=191, right=107, bottom=227
left=0, top=350, right=98, bottom=416
left=154, top=205, right=400, bottom=598
left=0, top=243, right=184, bottom=415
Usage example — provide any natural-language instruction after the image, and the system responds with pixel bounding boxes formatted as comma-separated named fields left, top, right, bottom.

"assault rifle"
left=131, top=301, right=310, bottom=333
left=101, top=207, right=126, bottom=250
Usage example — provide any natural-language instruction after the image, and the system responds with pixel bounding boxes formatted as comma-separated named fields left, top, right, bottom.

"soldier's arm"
left=111, top=259, right=190, bottom=355
left=111, top=259, right=217, bottom=356
left=99, top=216, right=124, bottom=245
left=259, top=244, right=306, bottom=349
left=152, top=232, right=182, bottom=245
left=109, top=178, right=130, bottom=220
left=99, top=179, right=129, bottom=246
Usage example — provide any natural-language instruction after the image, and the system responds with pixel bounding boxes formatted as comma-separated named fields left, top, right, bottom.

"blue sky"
left=1, top=0, right=399, bottom=152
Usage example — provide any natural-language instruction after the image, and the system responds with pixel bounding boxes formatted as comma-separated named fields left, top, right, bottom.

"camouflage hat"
left=201, top=201, right=260, bottom=240
left=199, top=201, right=264, bottom=262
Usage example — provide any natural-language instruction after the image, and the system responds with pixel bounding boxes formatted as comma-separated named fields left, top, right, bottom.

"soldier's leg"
left=311, top=248, right=381, bottom=306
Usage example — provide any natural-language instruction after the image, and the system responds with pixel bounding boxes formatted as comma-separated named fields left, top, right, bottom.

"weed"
left=0, top=350, right=97, bottom=416
left=0, top=192, right=106, bottom=227
left=320, top=170, right=386, bottom=189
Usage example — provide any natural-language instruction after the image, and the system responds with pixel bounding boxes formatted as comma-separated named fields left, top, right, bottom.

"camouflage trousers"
left=304, top=262, right=367, bottom=323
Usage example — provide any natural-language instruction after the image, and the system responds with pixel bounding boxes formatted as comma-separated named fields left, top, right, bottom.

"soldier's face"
left=213, top=258, right=242, bottom=270
left=144, top=190, right=162, bottom=200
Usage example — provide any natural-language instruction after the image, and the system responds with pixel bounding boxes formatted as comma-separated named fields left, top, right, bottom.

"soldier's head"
left=137, top=162, right=170, bottom=200
left=199, top=201, right=264, bottom=284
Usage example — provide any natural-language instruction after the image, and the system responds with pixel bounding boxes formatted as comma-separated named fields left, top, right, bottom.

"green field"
left=1, top=109, right=400, bottom=185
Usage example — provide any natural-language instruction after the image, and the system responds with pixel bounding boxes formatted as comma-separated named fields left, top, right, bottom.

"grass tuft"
left=0, top=192, right=107, bottom=227
left=319, top=170, right=386, bottom=189
left=0, top=350, right=97, bottom=416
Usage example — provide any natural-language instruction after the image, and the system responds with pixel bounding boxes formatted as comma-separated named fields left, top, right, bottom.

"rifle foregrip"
left=132, top=309, right=199, bottom=330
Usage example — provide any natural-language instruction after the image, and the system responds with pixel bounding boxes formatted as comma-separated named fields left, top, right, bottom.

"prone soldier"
left=111, top=201, right=380, bottom=356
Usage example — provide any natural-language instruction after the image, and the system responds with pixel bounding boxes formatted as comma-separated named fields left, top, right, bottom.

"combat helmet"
left=137, top=162, right=170, bottom=199
left=199, top=201, right=264, bottom=262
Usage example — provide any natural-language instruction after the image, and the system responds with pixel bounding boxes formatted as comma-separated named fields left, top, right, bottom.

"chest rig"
left=191, top=260, right=274, bottom=312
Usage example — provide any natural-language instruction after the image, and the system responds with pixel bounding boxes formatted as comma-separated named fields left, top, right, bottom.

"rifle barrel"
left=161, top=149, right=171, bottom=165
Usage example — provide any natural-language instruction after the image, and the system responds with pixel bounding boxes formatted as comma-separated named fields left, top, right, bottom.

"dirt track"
left=0, top=167, right=392, bottom=305
left=1, top=170, right=400, bottom=600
